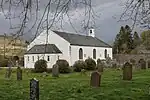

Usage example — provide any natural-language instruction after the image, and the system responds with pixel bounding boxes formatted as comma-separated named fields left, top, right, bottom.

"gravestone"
left=97, top=59, right=103, bottom=72
left=90, top=71, right=101, bottom=87
left=17, top=67, right=22, bottom=80
left=129, top=59, right=136, bottom=69
left=52, top=64, right=59, bottom=77
left=105, top=57, right=112, bottom=67
left=5, top=67, right=12, bottom=79
left=123, top=62, right=132, bottom=80
left=30, top=78, right=39, bottom=100
left=5, top=62, right=12, bottom=79
left=138, top=59, right=146, bottom=69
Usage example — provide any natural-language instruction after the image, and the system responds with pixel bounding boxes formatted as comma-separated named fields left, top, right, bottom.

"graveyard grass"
left=0, top=69, right=150, bottom=100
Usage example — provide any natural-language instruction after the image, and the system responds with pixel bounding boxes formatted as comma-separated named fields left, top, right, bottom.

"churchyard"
left=0, top=65, right=150, bottom=100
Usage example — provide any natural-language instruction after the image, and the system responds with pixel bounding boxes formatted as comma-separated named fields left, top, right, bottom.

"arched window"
left=47, top=56, right=50, bottom=61
left=104, top=49, right=107, bottom=58
left=79, top=48, right=83, bottom=59
left=93, top=49, right=96, bottom=59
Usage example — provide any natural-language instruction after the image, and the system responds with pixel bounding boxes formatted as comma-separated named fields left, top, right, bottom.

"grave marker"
left=17, top=67, right=22, bottom=80
left=123, top=62, right=132, bottom=80
left=52, top=64, right=59, bottom=77
left=90, top=71, right=101, bottom=87
left=5, top=62, right=12, bottom=79
left=30, top=78, right=39, bottom=100
left=138, top=59, right=146, bottom=69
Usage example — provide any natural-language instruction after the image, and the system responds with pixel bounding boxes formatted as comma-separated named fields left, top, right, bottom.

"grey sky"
left=0, top=0, right=143, bottom=44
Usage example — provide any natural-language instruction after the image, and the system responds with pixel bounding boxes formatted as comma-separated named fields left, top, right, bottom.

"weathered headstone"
left=138, top=59, right=146, bottom=69
left=5, top=61, right=12, bottom=79
left=30, top=78, right=39, bottom=100
left=17, top=67, right=22, bottom=80
left=105, top=57, right=112, bottom=67
left=123, top=62, right=132, bottom=80
left=129, top=59, right=136, bottom=69
left=97, top=59, right=104, bottom=72
left=52, top=64, right=59, bottom=77
left=90, top=71, right=101, bottom=87
left=5, top=67, right=12, bottom=79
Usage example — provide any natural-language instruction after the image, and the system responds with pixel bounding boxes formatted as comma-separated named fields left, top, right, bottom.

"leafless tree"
left=0, top=0, right=98, bottom=65
left=120, top=0, right=150, bottom=29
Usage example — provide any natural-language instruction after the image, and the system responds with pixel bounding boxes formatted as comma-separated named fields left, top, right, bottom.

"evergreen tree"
left=113, top=26, right=125, bottom=54
left=124, top=25, right=133, bottom=52
left=133, top=31, right=141, bottom=48
left=113, top=34, right=120, bottom=54
left=113, top=25, right=134, bottom=54
left=141, top=30, right=150, bottom=50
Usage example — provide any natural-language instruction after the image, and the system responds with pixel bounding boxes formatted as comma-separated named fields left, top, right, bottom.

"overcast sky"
left=0, top=0, right=144, bottom=44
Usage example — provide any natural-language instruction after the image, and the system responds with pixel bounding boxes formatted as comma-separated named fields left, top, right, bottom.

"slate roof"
left=53, top=31, right=111, bottom=48
left=25, top=44, right=62, bottom=54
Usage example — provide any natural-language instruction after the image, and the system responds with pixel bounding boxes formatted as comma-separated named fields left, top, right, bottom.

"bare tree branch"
left=120, top=0, right=150, bottom=29
left=0, top=0, right=98, bottom=62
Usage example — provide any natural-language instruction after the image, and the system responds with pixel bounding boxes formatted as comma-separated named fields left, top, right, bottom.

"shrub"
left=97, top=59, right=102, bottom=64
left=73, top=60, right=87, bottom=72
left=56, top=59, right=71, bottom=73
left=34, top=59, right=47, bottom=73
left=85, top=58, right=96, bottom=70
left=0, top=59, right=9, bottom=67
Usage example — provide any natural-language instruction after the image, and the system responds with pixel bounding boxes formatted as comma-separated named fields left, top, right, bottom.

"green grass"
left=0, top=68, right=150, bottom=100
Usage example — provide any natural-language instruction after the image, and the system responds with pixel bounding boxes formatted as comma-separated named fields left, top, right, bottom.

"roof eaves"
left=70, top=44, right=112, bottom=48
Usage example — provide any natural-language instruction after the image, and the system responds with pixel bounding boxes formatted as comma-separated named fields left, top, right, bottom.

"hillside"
left=0, top=35, right=27, bottom=57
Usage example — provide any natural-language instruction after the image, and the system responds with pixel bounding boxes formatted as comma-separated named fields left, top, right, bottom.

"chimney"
left=88, top=27, right=95, bottom=37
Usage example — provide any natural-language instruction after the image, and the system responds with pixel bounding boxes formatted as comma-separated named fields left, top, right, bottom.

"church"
left=24, top=28, right=112, bottom=68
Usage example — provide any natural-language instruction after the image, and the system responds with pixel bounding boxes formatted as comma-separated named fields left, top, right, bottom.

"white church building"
left=24, top=28, right=112, bottom=68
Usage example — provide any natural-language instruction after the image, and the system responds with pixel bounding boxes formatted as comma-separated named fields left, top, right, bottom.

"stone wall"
left=114, top=54, right=150, bottom=65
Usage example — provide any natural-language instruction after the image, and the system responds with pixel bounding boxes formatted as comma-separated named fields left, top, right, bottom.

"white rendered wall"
left=70, top=45, right=112, bottom=65
left=24, top=53, right=62, bottom=68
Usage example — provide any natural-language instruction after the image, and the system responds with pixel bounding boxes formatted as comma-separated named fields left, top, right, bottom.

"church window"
left=79, top=48, right=83, bottom=59
left=93, top=49, right=96, bottom=59
left=47, top=56, right=50, bottom=61
left=105, top=49, right=107, bottom=58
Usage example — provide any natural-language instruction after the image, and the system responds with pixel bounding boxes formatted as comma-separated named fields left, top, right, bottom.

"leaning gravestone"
left=17, top=67, right=22, bottom=80
left=90, top=71, right=101, bottom=87
left=123, top=62, right=132, bottom=80
left=30, top=78, right=39, bottom=100
left=138, top=59, right=146, bottom=69
left=52, top=64, right=59, bottom=77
